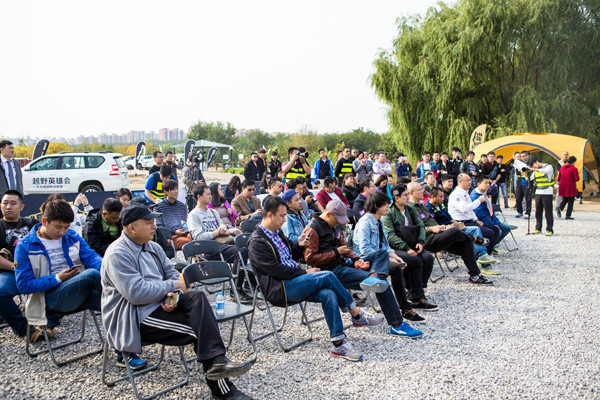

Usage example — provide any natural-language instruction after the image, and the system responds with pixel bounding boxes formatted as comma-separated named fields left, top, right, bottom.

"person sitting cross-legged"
left=248, top=196, right=378, bottom=361
left=470, top=175, right=512, bottom=253
left=353, top=192, right=427, bottom=323
left=101, top=204, right=253, bottom=400
left=230, top=179, right=263, bottom=227
left=155, top=180, right=192, bottom=250
left=303, top=199, right=423, bottom=338
left=83, top=198, right=123, bottom=257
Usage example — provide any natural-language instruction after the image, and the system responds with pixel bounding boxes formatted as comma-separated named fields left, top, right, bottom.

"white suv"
left=22, top=152, right=130, bottom=194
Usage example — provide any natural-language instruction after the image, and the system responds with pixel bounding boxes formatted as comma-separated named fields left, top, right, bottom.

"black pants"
left=140, top=290, right=226, bottom=362
left=515, top=184, right=532, bottom=215
left=535, top=194, right=554, bottom=232
left=463, top=221, right=499, bottom=254
left=424, top=228, right=480, bottom=277
left=558, top=196, right=575, bottom=217
left=206, top=243, right=252, bottom=289
left=388, top=261, right=418, bottom=309
left=393, top=249, right=433, bottom=293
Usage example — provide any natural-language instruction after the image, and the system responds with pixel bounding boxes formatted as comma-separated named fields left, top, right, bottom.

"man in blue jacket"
left=470, top=176, right=512, bottom=251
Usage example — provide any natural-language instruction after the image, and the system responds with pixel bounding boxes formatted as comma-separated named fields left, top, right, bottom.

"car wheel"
left=80, top=184, right=103, bottom=192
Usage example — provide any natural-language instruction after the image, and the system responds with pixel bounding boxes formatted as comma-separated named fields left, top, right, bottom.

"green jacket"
left=381, top=203, right=426, bottom=251
left=410, top=201, right=438, bottom=244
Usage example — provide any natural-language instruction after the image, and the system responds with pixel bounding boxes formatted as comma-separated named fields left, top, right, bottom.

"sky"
left=0, top=0, right=443, bottom=139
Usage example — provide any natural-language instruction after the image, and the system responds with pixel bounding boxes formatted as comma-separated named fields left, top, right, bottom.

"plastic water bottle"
left=180, top=220, right=188, bottom=230
left=215, top=292, right=225, bottom=317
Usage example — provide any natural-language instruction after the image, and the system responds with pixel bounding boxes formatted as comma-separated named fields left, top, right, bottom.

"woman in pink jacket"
left=556, top=156, right=580, bottom=220
left=207, top=182, right=238, bottom=227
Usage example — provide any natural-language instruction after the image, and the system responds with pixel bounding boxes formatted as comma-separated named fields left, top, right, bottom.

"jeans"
left=496, top=182, right=509, bottom=208
left=45, top=269, right=102, bottom=314
left=0, top=271, right=27, bottom=335
left=464, top=222, right=498, bottom=255
left=331, top=264, right=403, bottom=327
left=463, top=226, right=487, bottom=257
left=284, top=271, right=356, bottom=341
left=494, top=222, right=512, bottom=247
left=361, top=248, right=391, bottom=276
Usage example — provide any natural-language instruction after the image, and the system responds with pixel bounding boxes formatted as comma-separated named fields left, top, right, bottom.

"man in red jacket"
left=556, top=156, right=580, bottom=220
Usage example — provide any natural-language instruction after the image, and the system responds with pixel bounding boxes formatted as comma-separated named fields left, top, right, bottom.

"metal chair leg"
left=430, top=254, right=446, bottom=283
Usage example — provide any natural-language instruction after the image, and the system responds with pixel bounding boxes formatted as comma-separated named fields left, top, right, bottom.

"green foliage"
left=223, top=167, right=244, bottom=175
left=371, top=0, right=600, bottom=160
left=188, top=120, right=236, bottom=145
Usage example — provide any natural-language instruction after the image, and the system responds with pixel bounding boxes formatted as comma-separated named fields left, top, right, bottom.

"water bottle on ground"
left=215, top=292, right=225, bottom=317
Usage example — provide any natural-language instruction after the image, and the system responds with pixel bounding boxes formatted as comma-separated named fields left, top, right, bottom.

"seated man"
left=470, top=176, right=512, bottom=251
left=281, top=190, right=308, bottom=244
left=248, top=196, right=383, bottom=361
left=261, top=177, right=283, bottom=207
left=230, top=179, right=263, bottom=227
left=101, top=204, right=252, bottom=400
left=155, top=180, right=191, bottom=250
left=352, top=178, right=375, bottom=221
left=423, top=172, right=437, bottom=203
left=448, top=173, right=500, bottom=275
left=407, top=183, right=493, bottom=285
left=15, top=200, right=103, bottom=338
left=188, top=185, right=252, bottom=304
left=381, top=184, right=437, bottom=308
left=353, top=192, right=426, bottom=323
left=145, top=164, right=176, bottom=204
left=304, top=200, right=423, bottom=338
left=426, top=187, right=496, bottom=266
left=0, top=190, right=38, bottom=337
left=83, top=198, right=123, bottom=257
left=287, top=177, right=315, bottom=215
left=315, top=177, right=349, bottom=212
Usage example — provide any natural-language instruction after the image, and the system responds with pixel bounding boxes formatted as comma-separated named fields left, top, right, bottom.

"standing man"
left=164, top=151, right=182, bottom=179
left=148, top=151, right=164, bottom=175
left=528, top=158, right=555, bottom=235
left=447, top=147, right=462, bottom=185
left=416, top=151, right=437, bottom=180
left=257, top=148, right=268, bottom=178
left=460, top=151, right=478, bottom=189
left=268, top=150, right=282, bottom=177
left=395, top=154, right=412, bottom=178
left=282, top=147, right=310, bottom=183
left=349, top=148, right=359, bottom=163
left=0, top=140, right=23, bottom=195
left=363, top=151, right=374, bottom=179
left=513, top=152, right=532, bottom=218
left=313, top=149, right=334, bottom=183
left=372, top=152, right=392, bottom=183
left=334, top=147, right=354, bottom=186
left=243, top=153, right=262, bottom=182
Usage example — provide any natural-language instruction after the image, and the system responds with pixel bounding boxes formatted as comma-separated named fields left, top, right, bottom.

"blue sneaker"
left=116, top=352, right=147, bottom=370
left=359, top=276, right=389, bottom=293
left=390, top=322, right=423, bottom=338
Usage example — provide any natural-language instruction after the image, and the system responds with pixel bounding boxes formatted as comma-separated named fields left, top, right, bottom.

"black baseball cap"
left=120, top=204, right=161, bottom=226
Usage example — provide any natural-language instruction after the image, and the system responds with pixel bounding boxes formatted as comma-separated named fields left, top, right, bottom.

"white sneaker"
left=329, top=340, right=363, bottom=362
left=351, top=310, right=384, bottom=327
left=477, top=254, right=497, bottom=264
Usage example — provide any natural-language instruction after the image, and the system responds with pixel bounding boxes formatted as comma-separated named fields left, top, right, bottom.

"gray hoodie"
left=101, top=232, right=180, bottom=353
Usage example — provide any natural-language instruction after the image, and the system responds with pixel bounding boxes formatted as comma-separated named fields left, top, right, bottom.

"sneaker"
left=477, top=254, right=497, bottom=264
left=30, top=326, right=54, bottom=343
left=352, top=292, right=367, bottom=305
left=359, top=276, right=389, bottom=293
left=556, top=208, right=562, bottom=218
left=491, top=249, right=499, bottom=255
left=515, top=213, right=522, bottom=218
left=545, top=230, right=554, bottom=236
left=468, top=274, right=493, bottom=285
left=473, top=236, right=490, bottom=246
left=116, top=352, right=148, bottom=370
left=480, top=265, right=501, bottom=275
left=390, top=321, right=423, bottom=338
left=329, top=339, right=363, bottom=362
left=565, top=216, right=574, bottom=220
left=524, top=214, right=530, bottom=220
left=352, top=310, right=384, bottom=327
left=409, top=298, right=438, bottom=312
left=402, top=309, right=425, bottom=324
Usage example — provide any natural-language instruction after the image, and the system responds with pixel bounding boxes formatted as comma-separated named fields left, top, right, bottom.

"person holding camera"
left=282, top=146, right=311, bottom=184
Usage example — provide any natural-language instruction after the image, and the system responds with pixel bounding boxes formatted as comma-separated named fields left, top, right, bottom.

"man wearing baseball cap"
left=101, top=204, right=253, bottom=400
left=303, top=200, right=423, bottom=338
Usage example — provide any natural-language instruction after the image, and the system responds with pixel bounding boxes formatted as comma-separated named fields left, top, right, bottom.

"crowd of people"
left=0, top=139, right=587, bottom=399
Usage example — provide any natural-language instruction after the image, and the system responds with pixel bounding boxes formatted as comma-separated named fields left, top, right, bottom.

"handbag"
left=209, top=209, right=241, bottom=245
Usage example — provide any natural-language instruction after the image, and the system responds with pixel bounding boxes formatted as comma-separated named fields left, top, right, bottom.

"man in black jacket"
left=352, top=178, right=375, bottom=220
left=83, top=198, right=123, bottom=257
left=248, top=196, right=375, bottom=362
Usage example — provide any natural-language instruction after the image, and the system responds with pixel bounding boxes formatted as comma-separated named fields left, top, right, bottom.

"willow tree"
left=371, top=0, right=600, bottom=160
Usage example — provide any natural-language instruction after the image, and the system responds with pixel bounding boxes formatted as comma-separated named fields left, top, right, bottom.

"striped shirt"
left=259, top=225, right=298, bottom=269
left=155, top=198, right=188, bottom=233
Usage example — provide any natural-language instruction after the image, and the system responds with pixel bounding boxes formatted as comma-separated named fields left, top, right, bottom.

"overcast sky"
left=0, top=0, right=443, bottom=139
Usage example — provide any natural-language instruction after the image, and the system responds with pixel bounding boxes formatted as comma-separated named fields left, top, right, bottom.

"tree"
left=371, top=0, right=600, bottom=161
left=234, top=129, right=274, bottom=158
left=188, top=120, right=236, bottom=145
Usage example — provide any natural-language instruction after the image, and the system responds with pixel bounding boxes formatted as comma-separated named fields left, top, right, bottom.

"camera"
left=295, top=151, right=308, bottom=158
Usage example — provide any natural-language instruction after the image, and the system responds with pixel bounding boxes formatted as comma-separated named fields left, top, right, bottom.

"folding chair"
left=430, top=253, right=447, bottom=283
left=246, top=263, right=313, bottom=352
left=156, top=226, right=186, bottom=272
left=26, top=308, right=104, bottom=367
left=441, top=251, right=460, bottom=272
left=492, top=204, right=519, bottom=251
left=234, top=234, right=256, bottom=298
left=183, top=240, right=238, bottom=294
left=101, top=340, right=191, bottom=400
left=182, top=261, right=257, bottom=363
left=240, top=219, right=260, bottom=234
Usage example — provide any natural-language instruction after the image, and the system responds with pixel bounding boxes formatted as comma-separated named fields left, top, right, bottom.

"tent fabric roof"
left=473, top=132, right=598, bottom=192
left=172, top=139, right=234, bottom=150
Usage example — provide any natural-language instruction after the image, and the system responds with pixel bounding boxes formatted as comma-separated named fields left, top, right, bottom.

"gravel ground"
left=1, top=205, right=599, bottom=400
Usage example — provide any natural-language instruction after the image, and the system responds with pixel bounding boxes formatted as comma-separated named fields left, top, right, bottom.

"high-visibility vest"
left=533, top=170, right=554, bottom=187
left=285, top=163, right=307, bottom=180
left=337, top=159, right=353, bottom=177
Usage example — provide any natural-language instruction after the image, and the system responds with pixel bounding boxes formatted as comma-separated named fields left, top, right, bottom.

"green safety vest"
left=533, top=170, right=555, bottom=187
left=337, top=159, right=353, bottom=177
left=285, top=163, right=308, bottom=180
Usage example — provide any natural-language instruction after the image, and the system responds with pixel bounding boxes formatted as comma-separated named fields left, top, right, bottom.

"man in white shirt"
left=372, top=152, right=393, bottom=183
left=0, top=140, right=23, bottom=195
left=527, top=158, right=555, bottom=235
left=448, top=173, right=499, bottom=260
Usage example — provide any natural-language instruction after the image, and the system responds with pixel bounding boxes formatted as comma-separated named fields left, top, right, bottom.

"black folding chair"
left=234, top=234, right=256, bottom=298
left=101, top=340, right=191, bottom=400
left=26, top=308, right=104, bottom=367
left=156, top=226, right=187, bottom=272
left=492, top=204, right=519, bottom=251
left=240, top=219, right=260, bottom=234
left=182, top=261, right=257, bottom=363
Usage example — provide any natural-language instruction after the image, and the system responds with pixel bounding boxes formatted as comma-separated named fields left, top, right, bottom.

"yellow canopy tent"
left=473, top=132, right=598, bottom=192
